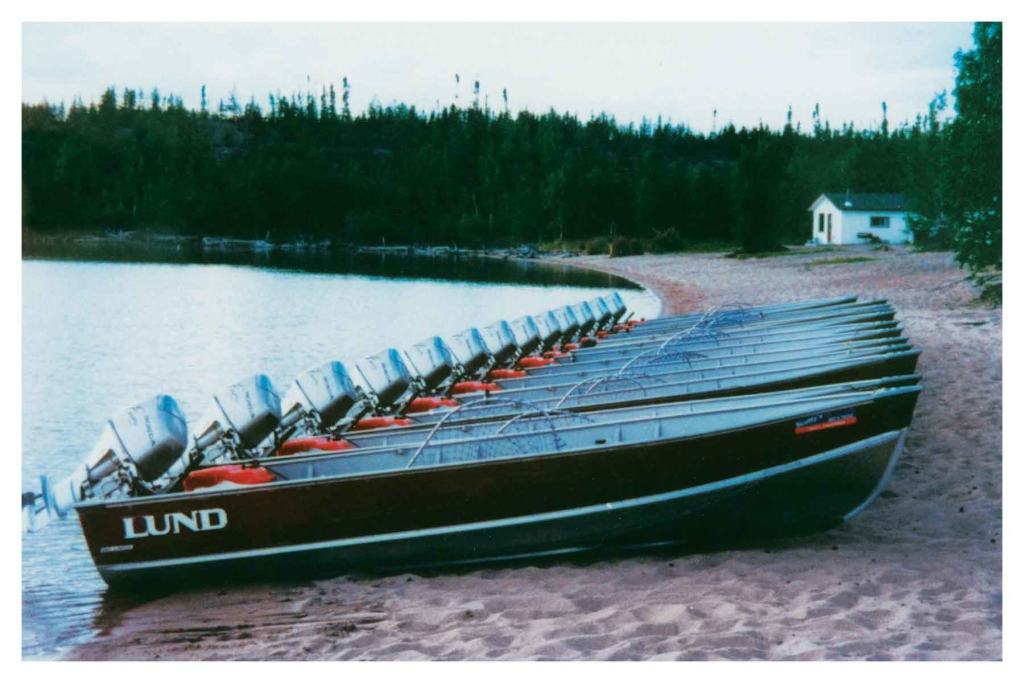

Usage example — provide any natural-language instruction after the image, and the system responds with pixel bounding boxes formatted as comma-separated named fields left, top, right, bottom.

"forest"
left=22, top=23, right=1000, bottom=279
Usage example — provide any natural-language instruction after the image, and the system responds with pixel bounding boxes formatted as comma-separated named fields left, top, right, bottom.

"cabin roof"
left=811, top=192, right=908, bottom=212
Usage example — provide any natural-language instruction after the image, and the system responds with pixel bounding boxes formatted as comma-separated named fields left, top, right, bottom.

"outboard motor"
left=355, top=348, right=414, bottom=410
left=404, top=336, right=459, bottom=394
left=532, top=312, right=564, bottom=350
left=448, top=328, right=492, bottom=378
left=23, top=395, right=189, bottom=530
left=189, top=374, right=283, bottom=464
left=607, top=292, right=628, bottom=321
left=552, top=306, right=581, bottom=341
left=480, top=320, right=519, bottom=367
left=570, top=301, right=598, bottom=336
left=588, top=297, right=614, bottom=329
left=509, top=315, right=542, bottom=356
left=280, top=360, right=361, bottom=433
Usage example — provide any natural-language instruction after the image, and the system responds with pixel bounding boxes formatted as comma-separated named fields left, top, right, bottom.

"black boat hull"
left=77, top=389, right=919, bottom=588
left=86, top=430, right=906, bottom=587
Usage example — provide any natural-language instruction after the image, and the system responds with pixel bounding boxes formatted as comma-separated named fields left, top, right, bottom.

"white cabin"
left=808, top=193, right=912, bottom=245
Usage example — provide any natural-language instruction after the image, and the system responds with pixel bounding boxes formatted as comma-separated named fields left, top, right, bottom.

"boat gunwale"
left=575, top=311, right=900, bottom=349
left=516, top=333, right=910, bottom=372
left=280, top=382, right=922, bottom=461
left=266, top=385, right=921, bottom=469
left=451, top=347, right=922, bottom=405
left=347, top=372, right=923, bottom=443
left=490, top=339, right=914, bottom=390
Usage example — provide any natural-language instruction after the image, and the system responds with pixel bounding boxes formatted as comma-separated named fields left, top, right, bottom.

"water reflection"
left=22, top=241, right=635, bottom=289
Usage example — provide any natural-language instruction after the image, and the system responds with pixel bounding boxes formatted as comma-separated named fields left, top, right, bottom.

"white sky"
left=22, top=22, right=975, bottom=132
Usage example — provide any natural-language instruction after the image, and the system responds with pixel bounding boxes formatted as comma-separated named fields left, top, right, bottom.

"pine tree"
left=341, top=77, right=351, bottom=120
left=947, top=22, right=1002, bottom=284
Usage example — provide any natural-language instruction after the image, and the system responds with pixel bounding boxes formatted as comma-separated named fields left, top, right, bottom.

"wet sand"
left=68, top=247, right=1001, bottom=660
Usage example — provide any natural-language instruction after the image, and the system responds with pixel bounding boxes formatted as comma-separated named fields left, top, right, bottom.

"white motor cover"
left=608, top=291, right=627, bottom=320
left=50, top=395, right=188, bottom=516
left=533, top=312, right=563, bottom=348
left=193, top=374, right=282, bottom=450
left=405, top=337, right=457, bottom=392
left=509, top=316, right=542, bottom=355
left=589, top=297, right=613, bottom=328
left=480, top=321, right=518, bottom=366
left=281, top=361, right=359, bottom=430
left=356, top=348, right=413, bottom=407
left=570, top=301, right=598, bottom=334
left=448, top=328, right=491, bottom=376
left=552, top=307, right=581, bottom=338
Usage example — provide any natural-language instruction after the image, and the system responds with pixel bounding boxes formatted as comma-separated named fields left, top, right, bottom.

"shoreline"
left=65, top=247, right=1001, bottom=660
left=542, top=255, right=691, bottom=318
left=23, top=228, right=547, bottom=261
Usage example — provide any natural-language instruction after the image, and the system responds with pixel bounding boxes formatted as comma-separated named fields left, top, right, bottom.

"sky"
left=22, top=22, right=975, bottom=132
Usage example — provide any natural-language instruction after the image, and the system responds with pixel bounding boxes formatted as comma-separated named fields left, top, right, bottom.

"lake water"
left=21, top=252, right=659, bottom=658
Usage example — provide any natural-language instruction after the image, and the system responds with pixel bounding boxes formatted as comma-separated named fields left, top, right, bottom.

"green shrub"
left=584, top=237, right=609, bottom=255
left=649, top=227, right=686, bottom=254
left=609, top=236, right=645, bottom=258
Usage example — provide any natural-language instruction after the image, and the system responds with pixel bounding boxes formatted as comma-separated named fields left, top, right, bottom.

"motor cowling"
left=509, top=315, right=542, bottom=356
left=355, top=348, right=413, bottom=409
left=607, top=292, right=628, bottom=321
left=588, top=297, right=613, bottom=329
left=404, top=336, right=458, bottom=393
left=45, top=395, right=189, bottom=518
left=192, top=374, right=282, bottom=454
left=552, top=307, right=581, bottom=340
left=532, top=312, right=563, bottom=350
left=570, top=301, right=598, bottom=336
left=448, top=328, right=491, bottom=378
left=280, top=360, right=360, bottom=431
left=480, top=320, right=519, bottom=367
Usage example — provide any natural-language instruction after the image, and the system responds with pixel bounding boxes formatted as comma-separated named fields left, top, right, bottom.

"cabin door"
left=827, top=214, right=833, bottom=243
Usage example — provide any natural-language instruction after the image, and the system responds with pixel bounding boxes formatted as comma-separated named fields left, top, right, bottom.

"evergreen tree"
left=947, top=22, right=1002, bottom=279
left=20, top=28, right=999, bottom=272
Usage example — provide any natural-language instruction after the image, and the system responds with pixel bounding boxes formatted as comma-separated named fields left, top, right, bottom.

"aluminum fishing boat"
left=20, top=293, right=923, bottom=589
left=320, top=375, right=923, bottom=446
left=64, top=384, right=918, bottom=586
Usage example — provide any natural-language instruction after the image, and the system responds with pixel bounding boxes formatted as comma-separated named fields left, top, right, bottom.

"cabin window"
left=870, top=216, right=890, bottom=228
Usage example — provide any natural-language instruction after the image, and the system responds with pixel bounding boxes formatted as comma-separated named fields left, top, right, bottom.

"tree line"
left=22, top=23, right=1000, bottom=278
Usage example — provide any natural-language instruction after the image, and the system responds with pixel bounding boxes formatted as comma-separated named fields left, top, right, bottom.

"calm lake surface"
left=21, top=251, right=659, bottom=658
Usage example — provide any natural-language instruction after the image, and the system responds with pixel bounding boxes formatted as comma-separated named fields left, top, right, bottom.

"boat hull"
left=77, top=389, right=918, bottom=588
left=88, top=430, right=906, bottom=587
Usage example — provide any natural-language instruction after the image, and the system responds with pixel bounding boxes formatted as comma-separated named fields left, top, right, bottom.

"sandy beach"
left=67, top=246, right=1002, bottom=661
